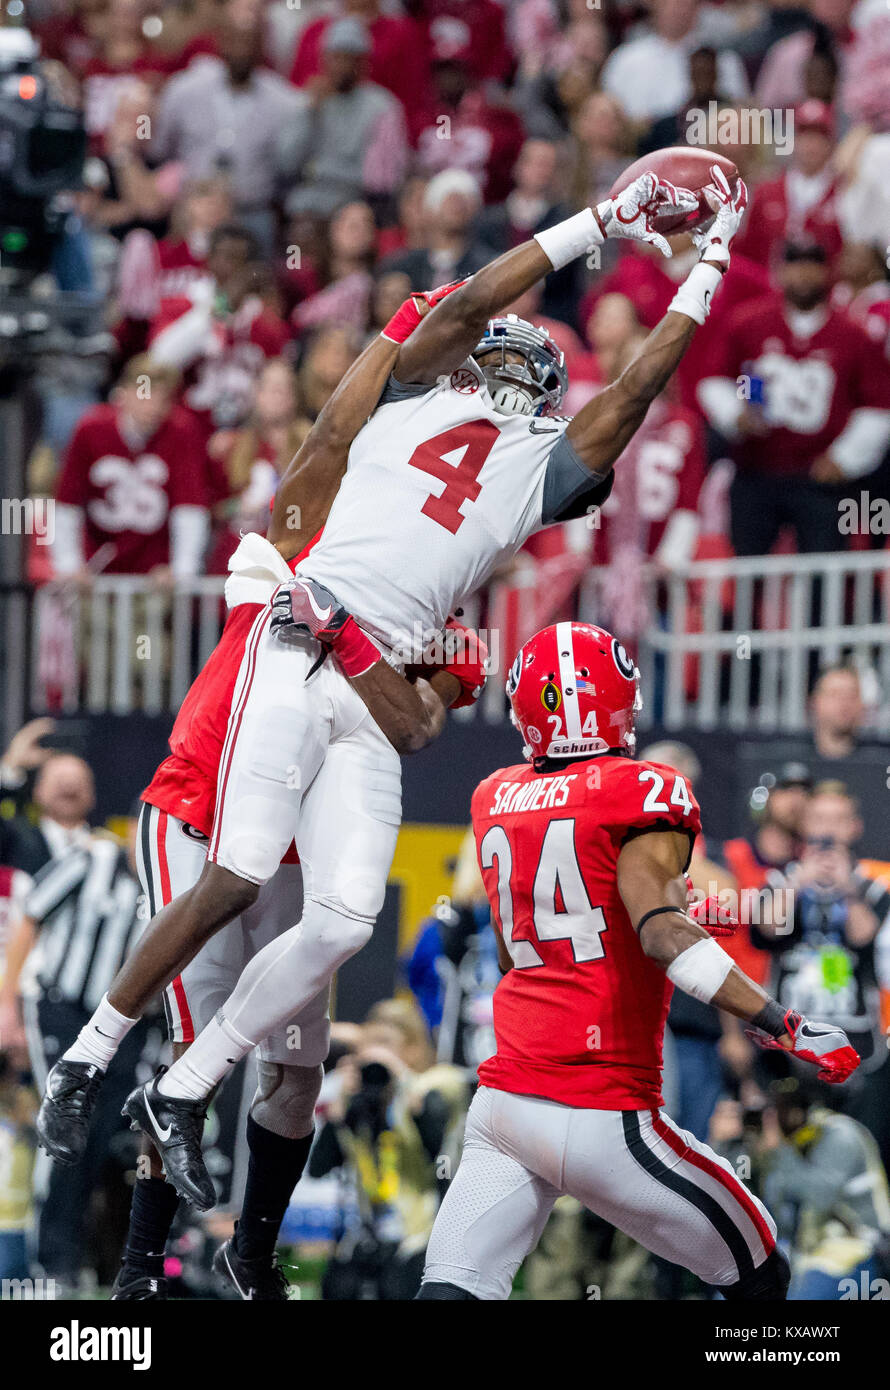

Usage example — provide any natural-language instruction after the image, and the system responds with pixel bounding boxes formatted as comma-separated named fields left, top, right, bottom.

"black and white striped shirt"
left=25, top=836, right=146, bottom=1013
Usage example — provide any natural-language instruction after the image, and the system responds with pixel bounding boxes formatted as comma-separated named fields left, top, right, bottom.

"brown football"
left=608, top=147, right=739, bottom=235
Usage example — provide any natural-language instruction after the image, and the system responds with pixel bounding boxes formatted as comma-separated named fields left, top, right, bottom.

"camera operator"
left=761, top=1078, right=890, bottom=1300
left=751, top=783, right=890, bottom=1168
left=309, top=1000, right=467, bottom=1301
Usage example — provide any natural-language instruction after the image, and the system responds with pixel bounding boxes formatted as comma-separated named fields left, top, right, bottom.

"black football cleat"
left=37, top=1060, right=105, bottom=1164
left=122, top=1071, right=216, bottom=1212
left=213, top=1231, right=293, bottom=1301
left=110, top=1266, right=168, bottom=1301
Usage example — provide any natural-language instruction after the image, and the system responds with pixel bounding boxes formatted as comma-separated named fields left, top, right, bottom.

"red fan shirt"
left=55, top=404, right=210, bottom=574
left=710, top=297, right=890, bottom=476
left=474, top=754, right=701, bottom=1109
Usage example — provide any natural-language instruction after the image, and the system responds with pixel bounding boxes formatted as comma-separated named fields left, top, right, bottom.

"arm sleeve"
left=52, top=503, right=86, bottom=577
left=829, top=408, right=890, bottom=478
left=541, top=431, right=614, bottom=525
left=169, top=506, right=209, bottom=577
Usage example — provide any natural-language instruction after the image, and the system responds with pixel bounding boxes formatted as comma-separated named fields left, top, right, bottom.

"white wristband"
left=534, top=208, right=602, bottom=271
left=668, top=262, right=724, bottom=326
left=666, top=936, right=733, bottom=1003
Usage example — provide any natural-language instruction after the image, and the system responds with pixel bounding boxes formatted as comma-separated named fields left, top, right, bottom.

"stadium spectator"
left=0, top=722, right=92, bottom=877
left=53, top=356, right=211, bottom=581
left=755, top=0, right=855, bottom=114
left=808, top=665, right=865, bottom=760
left=293, top=323, right=361, bottom=427
left=204, top=357, right=305, bottom=574
left=149, top=224, right=292, bottom=435
left=151, top=0, right=302, bottom=250
left=733, top=101, right=843, bottom=273
left=639, top=46, right=733, bottom=155
left=79, top=0, right=172, bottom=151
left=309, top=998, right=467, bottom=1300
left=404, top=829, right=498, bottom=1069
left=720, top=763, right=813, bottom=989
left=114, top=177, right=233, bottom=350
left=381, top=169, right=495, bottom=290
left=412, top=56, right=525, bottom=203
left=600, top=0, right=748, bottom=125
left=831, top=242, right=890, bottom=353
left=278, top=17, right=409, bottom=220
left=697, top=241, right=890, bottom=556
left=569, top=91, right=632, bottom=218
left=762, top=1078, right=890, bottom=1300
left=290, top=201, right=377, bottom=336
left=289, top=0, right=429, bottom=119
left=83, top=80, right=185, bottom=242
left=751, top=783, right=890, bottom=1146
left=476, top=139, right=582, bottom=327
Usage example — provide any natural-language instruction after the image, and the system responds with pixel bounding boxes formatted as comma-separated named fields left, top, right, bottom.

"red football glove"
left=685, top=875, right=737, bottom=937
left=380, top=278, right=469, bottom=344
left=745, top=1009, right=861, bottom=1085
left=406, top=619, right=489, bottom=708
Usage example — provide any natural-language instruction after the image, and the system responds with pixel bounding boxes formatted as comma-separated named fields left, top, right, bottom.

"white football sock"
left=63, top=994, right=138, bottom=1070
left=157, top=1012, right=254, bottom=1101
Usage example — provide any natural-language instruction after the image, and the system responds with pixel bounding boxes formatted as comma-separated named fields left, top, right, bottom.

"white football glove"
left=691, top=165, right=748, bottom=269
left=596, top=173, right=699, bottom=259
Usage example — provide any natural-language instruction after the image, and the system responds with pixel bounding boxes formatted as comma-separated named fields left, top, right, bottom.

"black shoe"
left=37, top=1060, right=105, bottom=1164
left=213, top=1233, right=293, bottom=1301
left=122, top=1071, right=216, bottom=1212
left=110, top=1266, right=168, bottom=1300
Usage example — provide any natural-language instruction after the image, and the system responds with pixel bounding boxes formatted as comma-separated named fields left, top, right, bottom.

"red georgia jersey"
left=55, top=404, right=210, bottom=574
left=474, top=754, right=701, bottom=1110
left=711, top=298, right=890, bottom=476
left=143, top=534, right=321, bottom=837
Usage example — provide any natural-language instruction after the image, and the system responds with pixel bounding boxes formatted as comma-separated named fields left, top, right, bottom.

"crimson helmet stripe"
left=555, top=621, right=582, bottom=738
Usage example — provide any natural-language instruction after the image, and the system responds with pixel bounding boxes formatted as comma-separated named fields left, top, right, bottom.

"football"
left=608, top=147, right=740, bottom=235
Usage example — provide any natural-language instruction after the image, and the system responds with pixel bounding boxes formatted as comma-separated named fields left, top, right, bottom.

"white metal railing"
left=22, top=550, right=890, bottom=732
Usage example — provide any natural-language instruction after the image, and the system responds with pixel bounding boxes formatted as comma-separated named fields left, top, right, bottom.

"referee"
left=0, top=805, right=163, bottom=1290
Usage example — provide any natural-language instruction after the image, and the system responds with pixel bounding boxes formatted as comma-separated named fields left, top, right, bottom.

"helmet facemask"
left=473, top=315, right=567, bottom=418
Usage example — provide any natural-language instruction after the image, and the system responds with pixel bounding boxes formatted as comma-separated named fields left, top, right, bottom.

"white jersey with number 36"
left=302, top=365, right=570, bottom=657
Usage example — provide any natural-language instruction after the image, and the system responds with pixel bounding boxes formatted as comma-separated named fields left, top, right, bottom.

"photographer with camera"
left=751, top=782, right=890, bottom=1170
left=309, top=999, right=468, bottom=1301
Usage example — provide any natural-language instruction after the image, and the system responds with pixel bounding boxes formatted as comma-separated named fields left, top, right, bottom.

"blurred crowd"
left=1, top=658, right=889, bottom=1299
left=4, top=0, right=890, bottom=625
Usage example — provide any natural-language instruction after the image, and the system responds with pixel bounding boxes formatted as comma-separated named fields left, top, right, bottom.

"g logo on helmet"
left=541, top=681, right=562, bottom=712
left=612, top=638, right=636, bottom=681
left=506, top=651, right=523, bottom=697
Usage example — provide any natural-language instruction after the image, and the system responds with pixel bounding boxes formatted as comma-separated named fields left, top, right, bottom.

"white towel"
left=224, top=532, right=294, bottom=610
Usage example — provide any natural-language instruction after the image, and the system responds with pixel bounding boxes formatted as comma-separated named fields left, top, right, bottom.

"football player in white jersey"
left=40, top=167, right=748, bottom=1210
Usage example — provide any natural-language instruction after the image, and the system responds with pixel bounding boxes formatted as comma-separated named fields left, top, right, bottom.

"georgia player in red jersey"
left=418, top=621, right=860, bottom=1301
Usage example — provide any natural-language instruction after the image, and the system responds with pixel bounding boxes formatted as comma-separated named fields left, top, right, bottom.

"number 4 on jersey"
left=480, top=819, right=608, bottom=969
left=407, top=420, right=499, bottom=535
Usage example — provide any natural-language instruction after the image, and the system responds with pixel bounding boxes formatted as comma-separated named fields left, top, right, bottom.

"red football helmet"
left=506, top=621, right=642, bottom=761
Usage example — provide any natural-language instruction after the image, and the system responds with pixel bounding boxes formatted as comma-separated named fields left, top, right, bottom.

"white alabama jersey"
left=303, top=362, right=570, bottom=658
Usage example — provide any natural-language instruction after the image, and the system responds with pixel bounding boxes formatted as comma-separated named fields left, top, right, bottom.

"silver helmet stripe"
left=555, top=621, right=583, bottom=739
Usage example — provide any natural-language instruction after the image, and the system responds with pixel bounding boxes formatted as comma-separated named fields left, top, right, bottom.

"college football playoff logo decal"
left=541, top=681, right=562, bottom=712
left=612, top=637, right=636, bottom=681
